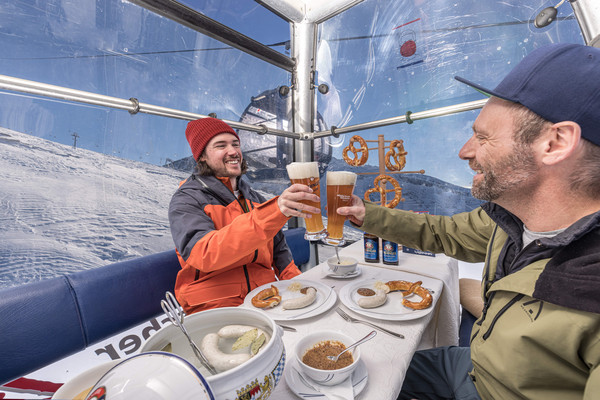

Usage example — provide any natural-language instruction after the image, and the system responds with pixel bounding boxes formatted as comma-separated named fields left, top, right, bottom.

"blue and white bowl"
left=141, top=307, right=285, bottom=400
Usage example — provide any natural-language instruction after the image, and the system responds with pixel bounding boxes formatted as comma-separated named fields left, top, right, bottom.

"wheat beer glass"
left=285, top=162, right=326, bottom=241
left=324, top=171, right=357, bottom=246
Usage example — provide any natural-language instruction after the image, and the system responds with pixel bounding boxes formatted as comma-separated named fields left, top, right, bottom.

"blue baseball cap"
left=455, top=43, right=600, bottom=146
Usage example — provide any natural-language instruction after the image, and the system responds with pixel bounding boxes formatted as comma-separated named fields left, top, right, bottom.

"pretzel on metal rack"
left=385, top=139, right=408, bottom=171
left=342, top=135, right=369, bottom=166
left=364, top=174, right=404, bottom=208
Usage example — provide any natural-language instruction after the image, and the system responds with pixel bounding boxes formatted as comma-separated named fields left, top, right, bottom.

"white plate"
left=338, top=271, right=442, bottom=321
left=243, top=279, right=337, bottom=321
left=285, top=357, right=367, bottom=399
left=322, top=263, right=362, bottom=279
left=52, top=360, right=120, bottom=399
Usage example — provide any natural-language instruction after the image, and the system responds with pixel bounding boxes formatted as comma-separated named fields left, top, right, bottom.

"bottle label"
left=382, top=240, right=398, bottom=264
left=364, top=235, right=379, bottom=262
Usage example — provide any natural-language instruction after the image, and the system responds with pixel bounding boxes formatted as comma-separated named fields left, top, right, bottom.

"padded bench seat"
left=0, top=227, right=309, bottom=384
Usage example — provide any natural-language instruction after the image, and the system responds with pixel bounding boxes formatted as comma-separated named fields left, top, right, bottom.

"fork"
left=335, top=307, right=404, bottom=339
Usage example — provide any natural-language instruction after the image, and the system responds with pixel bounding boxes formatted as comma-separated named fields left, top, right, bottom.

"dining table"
left=270, top=240, right=460, bottom=399
left=5, top=240, right=459, bottom=400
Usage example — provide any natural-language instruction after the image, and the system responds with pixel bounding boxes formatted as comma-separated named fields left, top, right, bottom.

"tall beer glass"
left=285, top=162, right=326, bottom=241
left=324, top=171, right=357, bottom=246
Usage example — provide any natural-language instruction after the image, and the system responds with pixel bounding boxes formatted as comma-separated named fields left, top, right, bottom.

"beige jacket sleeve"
left=360, top=202, right=494, bottom=264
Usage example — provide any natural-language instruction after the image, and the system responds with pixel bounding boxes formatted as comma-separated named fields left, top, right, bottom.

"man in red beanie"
left=169, top=117, right=318, bottom=314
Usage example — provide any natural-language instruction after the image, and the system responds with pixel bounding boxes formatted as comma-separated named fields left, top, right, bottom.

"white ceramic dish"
left=322, top=263, right=362, bottom=279
left=294, top=330, right=361, bottom=386
left=326, top=256, right=358, bottom=276
left=285, top=357, right=368, bottom=399
left=243, top=279, right=337, bottom=321
left=141, top=307, right=285, bottom=400
left=83, top=352, right=214, bottom=400
left=338, top=271, right=442, bottom=321
left=52, top=359, right=120, bottom=400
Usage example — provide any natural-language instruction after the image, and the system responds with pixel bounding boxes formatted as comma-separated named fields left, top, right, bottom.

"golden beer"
left=286, top=162, right=326, bottom=241
left=325, top=171, right=357, bottom=246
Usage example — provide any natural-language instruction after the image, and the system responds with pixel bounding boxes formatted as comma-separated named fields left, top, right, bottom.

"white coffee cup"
left=326, top=256, right=358, bottom=276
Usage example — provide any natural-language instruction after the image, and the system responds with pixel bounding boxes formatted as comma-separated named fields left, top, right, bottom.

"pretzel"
left=342, top=135, right=369, bottom=166
left=364, top=174, right=404, bottom=208
left=385, top=280, right=432, bottom=310
left=251, top=285, right=281, bottom=308
left=385, top=140, right=408, bottom=171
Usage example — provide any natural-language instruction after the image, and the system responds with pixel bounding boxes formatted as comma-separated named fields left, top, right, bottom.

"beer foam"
left=326, top=171, right=357, bottom=185
left=286, top=161, right=319, bottom=179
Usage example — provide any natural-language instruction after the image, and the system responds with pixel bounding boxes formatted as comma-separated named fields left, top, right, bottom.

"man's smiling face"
left=459, top=97, right=539, bottom=203
left=200, top=132, right=243, bottom=178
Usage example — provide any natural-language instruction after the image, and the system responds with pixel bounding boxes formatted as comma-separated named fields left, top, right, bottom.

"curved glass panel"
left=0, top=0, right=290, bottom=287
left=0, top=0, right=590, bottom=288
left=178, top=0, right=290, bottom=52
left=0, top=0, right=290, bottom=164
left=316, top=0, right=584, bottom=188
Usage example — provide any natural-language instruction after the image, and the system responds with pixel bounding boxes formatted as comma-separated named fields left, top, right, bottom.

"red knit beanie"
left=185, top=118, right=239, bottom=160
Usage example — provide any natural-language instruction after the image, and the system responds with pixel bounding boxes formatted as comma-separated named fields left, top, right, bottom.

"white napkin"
left=312, top=376, right=354, bottom=400
left=293, top=365, right=355, bottom=400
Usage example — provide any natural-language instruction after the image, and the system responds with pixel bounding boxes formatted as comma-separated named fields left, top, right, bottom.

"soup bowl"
left=294, top=330, right=361, bottom=386
left=141, top=307, right=285, bottom=400
left=326, top=256, right=358, bottom=276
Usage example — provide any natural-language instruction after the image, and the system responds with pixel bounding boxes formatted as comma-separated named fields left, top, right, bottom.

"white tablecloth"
left=4, top=241, right=459, bottom=400
left=272, top=240, right=460, bottom=399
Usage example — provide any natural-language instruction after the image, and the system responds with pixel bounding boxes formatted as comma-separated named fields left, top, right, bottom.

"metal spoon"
left=334, top=245, right=341, bottom=264
left=326, top=330, right=377, bottom=362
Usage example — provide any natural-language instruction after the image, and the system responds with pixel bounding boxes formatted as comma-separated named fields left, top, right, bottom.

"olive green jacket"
left=361, top=202, right=600, bottom=400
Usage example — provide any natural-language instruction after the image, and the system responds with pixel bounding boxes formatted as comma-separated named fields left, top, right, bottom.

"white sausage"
left=281, top=287, right=317, bottom=310
left=217, top=324, right=267, bottom=340
left=357, top=289, right=388, bottom=308
left=200, top=333, right=251, bottom=373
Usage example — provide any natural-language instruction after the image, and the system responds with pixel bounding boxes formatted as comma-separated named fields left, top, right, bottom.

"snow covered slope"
left=0, top=128, right=189, bottom=287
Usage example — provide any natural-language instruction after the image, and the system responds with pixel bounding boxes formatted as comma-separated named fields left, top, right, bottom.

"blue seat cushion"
left=284, top=227, right=310, bottom=266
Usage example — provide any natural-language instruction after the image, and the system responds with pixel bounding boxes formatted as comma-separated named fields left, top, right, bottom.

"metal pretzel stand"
left=342, top=134, right=425, bottom=208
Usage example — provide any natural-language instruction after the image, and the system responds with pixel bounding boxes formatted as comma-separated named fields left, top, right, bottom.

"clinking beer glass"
left=324, top=171, right=357, bottom=246
left=285, top=162, right=327, bottom=241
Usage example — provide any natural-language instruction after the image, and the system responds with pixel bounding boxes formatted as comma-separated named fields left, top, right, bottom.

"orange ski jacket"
left=168, top=174, right=301, bottom=314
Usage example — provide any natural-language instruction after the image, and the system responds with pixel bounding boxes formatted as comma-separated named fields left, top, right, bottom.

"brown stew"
left=302, top=340, right=353, bottom=370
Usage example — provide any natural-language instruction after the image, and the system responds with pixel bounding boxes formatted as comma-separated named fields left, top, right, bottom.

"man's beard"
left=197, top=157, right=247, bottom=177
left=471, top=142, right=537, bottom=202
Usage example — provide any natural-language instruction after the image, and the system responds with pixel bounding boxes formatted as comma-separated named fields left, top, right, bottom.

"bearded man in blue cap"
left=338, top=43, right=600, bottom=399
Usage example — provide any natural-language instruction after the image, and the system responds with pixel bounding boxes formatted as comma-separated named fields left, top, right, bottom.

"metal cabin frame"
left=0, top=0, right=598, bottom=165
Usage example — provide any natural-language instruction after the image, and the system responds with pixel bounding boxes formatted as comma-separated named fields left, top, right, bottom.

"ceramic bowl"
left=83, top=352, right=213, bottom=400
left=326, top=256, right=358, bottom=276
left=294, top=330, right=360, bottom=386
left=141, top=307, right=285, bottom=400
left=52, top=360, right=120, bottom=400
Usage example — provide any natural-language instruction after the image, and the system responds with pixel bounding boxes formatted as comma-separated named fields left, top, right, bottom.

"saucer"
left=285, top=357, right=368, bottom=398
left=322, top=263, right=362, bottom=279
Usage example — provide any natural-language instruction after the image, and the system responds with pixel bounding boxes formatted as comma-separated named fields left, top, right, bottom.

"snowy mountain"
left=1, top=127, right=481, bottom=289
left=0, top=128, right=190, bottom=288
left=324, top=157, right=483, bottom=216
left=247, top=156, right=482, bottom=217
